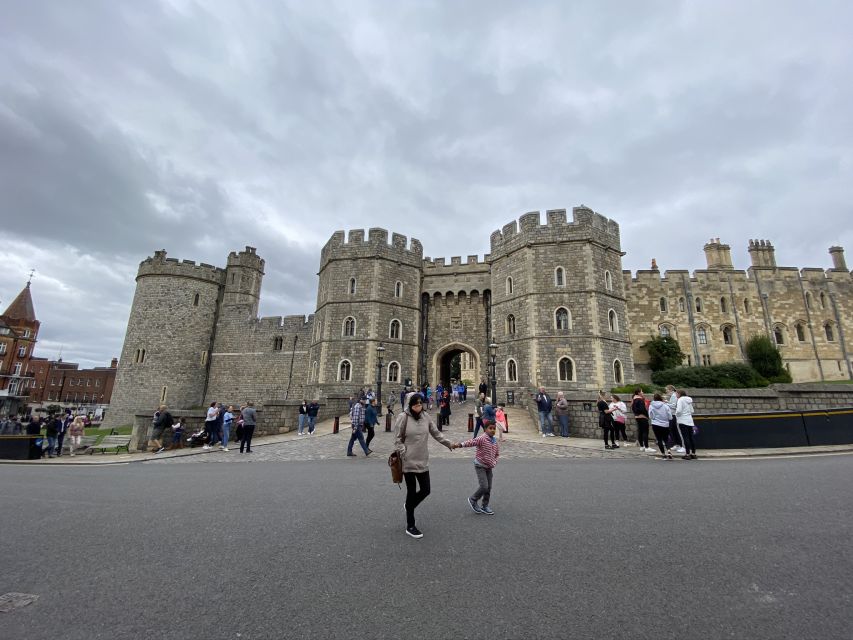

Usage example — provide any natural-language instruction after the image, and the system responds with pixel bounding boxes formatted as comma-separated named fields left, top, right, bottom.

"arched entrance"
left=432, top=342, right=480, bottom=388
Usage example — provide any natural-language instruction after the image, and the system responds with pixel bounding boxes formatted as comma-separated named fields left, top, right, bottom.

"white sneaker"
left=547, top=433, right=555, bottom=437
left=676, top=446, right=686, bottom=453
left=541, top=433, right=546, bottom=437
left=222, top=447, right=229, bottom=452
left=623, top=442, right=630, bottom=447
left=202, top=445, right=210, bottom=450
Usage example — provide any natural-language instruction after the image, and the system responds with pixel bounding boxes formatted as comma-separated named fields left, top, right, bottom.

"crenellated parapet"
left=489, top=206, right=621, bottom=258
left=137, top=250, right=226, bottom=286
left=320, top=228, right=423, bottom=269
left=256, top=314, right=314, bottom=332
left=422, top=254, right=491, bottom=271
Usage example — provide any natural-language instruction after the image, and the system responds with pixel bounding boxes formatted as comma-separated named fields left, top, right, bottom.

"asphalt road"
left=1, top=454, right=851, bottom=640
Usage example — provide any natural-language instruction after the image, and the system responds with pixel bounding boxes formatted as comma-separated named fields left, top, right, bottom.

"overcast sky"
left=1, top=1, right=851, bottom=368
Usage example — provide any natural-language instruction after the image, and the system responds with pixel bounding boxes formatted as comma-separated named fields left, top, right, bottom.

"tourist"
left=151, top=405, right=172, bottom=453
left=495, top=405, right=507, bottom=442
left=346, top=397, right=371, bottom=457
left=454, top=420, right=500, bottom=515
left=307, top=399, right=320, bottom=435
left=394, top=392, right=455, bottom=539
left=535, top=386, right=554, bottom=437
left=479, top=378, right=488, bottom=397
left=202, top=402, right=219, bottom=450
left=364, top=398, right=380, bottom=452
left=44, top=413, right=59, bottom=458
left=474, top=392, right=485, bottom=436
left=221, top=406, right=234, bottom=451
left=675, top=390, right=697, bottom=460
left=475, top=396, right=496, bottom=438
left=56, top=412, right=72, bottom=457
left=170, top=416, right=185, bottom=450
left=425, top=384, right=433, bottom=409
left=298, top=399, right=309, bottom=435
left=597, top=391, right=617, bottom=449
left=451, top=383, right=459, bottom=404
left=239, top=402, right=257, bottom=453
left=666, top=385, right=685, bottom=454
left=631, top=388, right=652, bottom=452
left=438, top=389, right=451, bottom=429
left=69, top=415, right=85, bottom=456
left=648, top=394, right=673, bottom=459
left=555, top=391, right=570, bottom=437
left=387, top=391, right=396, bottom=416
left=461, top=382, right=467, bottom=402
left=608, top=394, right=629, bottom=447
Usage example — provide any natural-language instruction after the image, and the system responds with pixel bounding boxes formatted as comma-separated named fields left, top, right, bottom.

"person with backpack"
left=151, top=405, right=172, bottom=454
left=631, top=388, right=652, bottom=452
left=675, top=390, right=698, bottom=460
left=394, top=392, right=455, bottom=539
left=597, top=391, right=617, bottom=450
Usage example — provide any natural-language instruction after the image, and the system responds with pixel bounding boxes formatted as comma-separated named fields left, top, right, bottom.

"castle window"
left=349, top=278, right=357, bottom=295
left=554, top=267, right=565, bottom=287
left=744, top=299, right=751, bottom=314
left=200, top=351, right=208, bottom=365
left=824, top=322, right=835, bottom=342
left=387, top=361, right=400, bottom=383
left=720, top=297, right=727, bottom=313
left=659, top=324, right=671, bottom=338
left=193, top=293, right=200, bottom=307
left=338, top=360, right=352, bottom=381
left=506, top=314, right=516, bottom=335
left=796, top=323, right=806, bottom=342
left=558, top=357, right=575, bottom=382
left=394, top=281, right=402, bottom=298
left=774, top=326, right=785, bottom=345
left=659, top=297, right=668, bottom=313
left=697, top=327, right=708, bottom=345
left=555, top=308, right=570, bottom=331
left=806, top=292, right=813, bottom=309
left=613, top=359, right=624, bottom=384
left=702, top=355, right=712, bottom=366
left=313, top=320, right=322, bottom=342
left=608, top=309, right=619, bottom=332
left=134, top=349, right=146, bottom=364
left=723, top=326, right=734, bottom=345
left=231, top=273, right=235, bottom=284
left=821, top=292, right=828, bottom=309
left=273, top=336, right=284, bottom=351
left=506, top=277, right=513, bottom=295
left=695, top=297, right=703, bottom=313
left=506, top=359, right=518, bottom=382
left=343, top=317, right=356, bottom=337
left=160, top=386, right=167, bottom=403
left=604, top=270, right=613, bottom=291
left=678, top=297, right=686, bottom=312
left=389, top=319, right=401, bottom=340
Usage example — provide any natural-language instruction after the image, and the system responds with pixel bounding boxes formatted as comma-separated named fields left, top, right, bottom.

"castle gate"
left=432, top=342, right=481, bottom=388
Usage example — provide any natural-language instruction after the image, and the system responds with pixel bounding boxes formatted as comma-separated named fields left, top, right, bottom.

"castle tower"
left=309, top=228, right=423, bottom=400
left=223, top=246, right=265, bottom=314
left=104, top=250, right=225, bottom=432
left=703, top=238, right=734, bottom=270
left=829, top=246, right=847, bottom=271
left=488, top=206, right=634, bottom=395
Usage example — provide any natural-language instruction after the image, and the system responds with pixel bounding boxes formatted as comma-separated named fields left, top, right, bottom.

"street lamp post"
left=376, top=343, right=385, bottom=416
left=488, top=341, right=498, bottom=406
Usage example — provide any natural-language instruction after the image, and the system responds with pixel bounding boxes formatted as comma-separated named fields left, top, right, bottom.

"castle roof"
left=2, top=283, right=37, bottom=322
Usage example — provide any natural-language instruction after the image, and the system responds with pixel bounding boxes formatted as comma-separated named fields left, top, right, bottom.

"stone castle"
left=105, top=206, right=853, bottom=431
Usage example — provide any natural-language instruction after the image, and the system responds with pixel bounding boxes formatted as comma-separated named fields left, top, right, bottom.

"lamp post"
left=488, top=341, right=498, bottom=406
left=375, top=343, right=385, bottom=416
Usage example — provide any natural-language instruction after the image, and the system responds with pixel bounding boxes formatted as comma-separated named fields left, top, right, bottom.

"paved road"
left=2, top=450, right=851, bottom=640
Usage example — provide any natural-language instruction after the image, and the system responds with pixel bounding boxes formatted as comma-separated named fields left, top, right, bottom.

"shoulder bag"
left=388, top=414, right=408, bottom=486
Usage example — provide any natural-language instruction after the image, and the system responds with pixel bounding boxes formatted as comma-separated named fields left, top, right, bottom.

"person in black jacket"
left=597, top=391, right=617, bottom=450
left=631, top=388, right=652, bottom=452
left=150, top=405, right=172, bottom=453
left=298, top=400, right=309, bottom=435
left=44, top=414, right=61, bottom=458
left=307, top=400, right=320, bottom=435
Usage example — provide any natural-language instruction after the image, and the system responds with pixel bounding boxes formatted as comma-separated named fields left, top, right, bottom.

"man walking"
left=239, top=401, right=257, bottom=453
left=346, top=397, right=371, bottom=457
left=535, top=386, right=555, bottom=437
left=307, top=399, right=320, bottom=435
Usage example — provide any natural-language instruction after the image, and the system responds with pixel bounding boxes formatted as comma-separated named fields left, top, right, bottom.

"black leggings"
left=614, top=421, right=627, bottom=442
left=404, top=471, right=431, bottom=528
left=635, top=418, right=649, bottom=448
left=652, top=425, right=670, bottom=454
left=678, top=424, right=696, bottom=455
left=240, top=425, right=255, bottom=452
left=599, top=414, right=615, bottom=446
left=364, top=425, right=376, bottom=448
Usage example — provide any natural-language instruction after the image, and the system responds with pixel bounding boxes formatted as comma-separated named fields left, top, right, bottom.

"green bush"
left=610, top=383, right=659, bottom=395
left=745, top=334, right=785, bottom=378
left=768, top=371, right=793, bottom=384
left=641, top=336, right=686, bottom=372
left=651, top=363, right=769, bottom=389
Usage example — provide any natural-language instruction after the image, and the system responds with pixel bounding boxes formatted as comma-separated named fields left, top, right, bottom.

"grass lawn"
left=83, top=425, right=133, bottom=439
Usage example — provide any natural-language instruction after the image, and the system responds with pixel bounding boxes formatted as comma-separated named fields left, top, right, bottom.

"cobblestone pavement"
left=148, top=404, right=642, bottom=464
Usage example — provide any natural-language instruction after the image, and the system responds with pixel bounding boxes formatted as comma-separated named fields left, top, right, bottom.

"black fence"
left=695, top=408, right=853, bottom=449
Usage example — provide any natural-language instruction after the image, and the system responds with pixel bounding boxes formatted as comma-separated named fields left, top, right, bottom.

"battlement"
left=320, top=228, right=423, bottom=269
left=227, top=246, right=265, bottom=274
left=256, top=314, right=314, bottom=333
left=137, top=250, right=226, bottom=286
left=489, top=206, right=621, bottom=257
left=422, top=254, right=491, bottom=270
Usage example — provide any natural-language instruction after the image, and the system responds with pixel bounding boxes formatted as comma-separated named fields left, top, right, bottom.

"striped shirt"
left=459, top=434, right=500, bottom=468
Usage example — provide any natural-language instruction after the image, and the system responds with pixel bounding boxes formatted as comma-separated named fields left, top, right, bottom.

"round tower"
left=105, top=250, right=225, bottom=432
left=223, top=246, right=265, bottom=314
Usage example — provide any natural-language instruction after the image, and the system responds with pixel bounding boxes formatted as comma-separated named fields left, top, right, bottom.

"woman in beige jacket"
left=394, top=392, right=454, bottom=539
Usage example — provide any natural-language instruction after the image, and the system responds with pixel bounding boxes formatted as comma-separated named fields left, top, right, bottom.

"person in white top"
left=607, top=394, right=630, bottom=447
left=665, top=384, right=685, bottom=454
left=203, top=402, right=219, bottom=450
left=675, top=390, right=697, bottom=460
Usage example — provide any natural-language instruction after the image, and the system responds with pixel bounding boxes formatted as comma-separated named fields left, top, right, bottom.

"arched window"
left=723, top=325, right=734, bottom=345
left=338, top=360, right=352, bottom=381
left=659, top=297, right=668, bottom=313
left=506, top=314, right=516, bottom=335
left=193, top=293, right=200, bottom=307
left=806, top=292, right=813, bottom=309
left=349, top=278, right=357, bottom=295
left=273, top=336, right=283, bottom=351
left=343, top=317, right=356, bottom=337
left=697, top=326, right=708, bottom=345
left=659, top=324, right=671, bottom=338
left=825, top=322, right=835, bottom=342
left=796, top=323, right=806, bottom=342
left=506, top=359, right=518, bottom=382
left=558, top=357, right=575, bottom=382
left=389, top=319, right=401, bottom=339
left=678, top=297, right=686, bottom=312
left=608, top=309, right=619, bottom=332
left=720, top=297, right=727, bottom=313
left=313, top=320, right=322, bottom=342
left=744, top=298, right=751, bottom=314
left=820, top=292, right=826, bottom=309
left=311, top=361, right=318, bottom=382
left=394, top=281, right=402, bottom=298
left=554, top=267, right=565, bottom=287
left=387, top=361, right=400, bottom=383
left=506, top=277, right=513, bottom=295
left=613, top=359, right=624, bottom=384
left=695, top=297, right=703, bottom=313
left=555, top=307, right=570, bottom=331
left=774, top=326, right=785, bottom=345
left=604, top=270, right=613, bottom=291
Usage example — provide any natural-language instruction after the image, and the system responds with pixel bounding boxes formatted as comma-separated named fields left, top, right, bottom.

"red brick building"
left=29, top=358, right=118, bottom=407
left=0, top=283, right=39, bottom=416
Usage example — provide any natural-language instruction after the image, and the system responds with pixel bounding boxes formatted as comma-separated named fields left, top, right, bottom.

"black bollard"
left=385, top=413, right=392, bottom=432
left=468, top=413, right=474, bottom=432
left=333, top=416, right=339, bottom=434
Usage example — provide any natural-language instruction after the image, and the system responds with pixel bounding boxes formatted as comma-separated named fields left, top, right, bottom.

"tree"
left=744, top=334, right=784, bottom=379
left=642, top=335, right=686, bottom=372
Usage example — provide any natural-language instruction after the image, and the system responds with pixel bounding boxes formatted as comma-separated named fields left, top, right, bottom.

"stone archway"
left=432, top=342, right=481, bottom=388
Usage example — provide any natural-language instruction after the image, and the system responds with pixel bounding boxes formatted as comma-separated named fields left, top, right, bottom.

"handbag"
left=388, top=414, right=408, bottom=487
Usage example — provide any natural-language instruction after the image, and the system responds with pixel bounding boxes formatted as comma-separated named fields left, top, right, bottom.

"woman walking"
left=68, top=415, right=85, bottom=456
left=631, top=388, right=652, bottom=452
left=394, top=392, right=455, bottom=539
left=555, top=391, right=570, bottom=437
left=665, top=385, right=685, bottom=454
left=597, top=391, right=617, bottom=449
left=675, top=390, right=697, bottom=460
left=648, top=394, right=673, bottom=459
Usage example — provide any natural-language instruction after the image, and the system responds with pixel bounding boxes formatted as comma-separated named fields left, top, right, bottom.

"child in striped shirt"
left=453, top=420, right=500, bottom=515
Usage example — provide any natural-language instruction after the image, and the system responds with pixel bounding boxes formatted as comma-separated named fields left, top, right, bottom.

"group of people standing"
left=18, top=411, right=87, bottom=457
left=149, top=401, right=258, bottom=454
left=297, top=399, right=320, bottom=436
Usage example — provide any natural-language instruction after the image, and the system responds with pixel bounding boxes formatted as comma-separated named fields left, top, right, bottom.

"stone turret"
left=703, top=238, right=734, bottom=270
left=223, top=246, right=265, bottom=314
left=748, top=239, right=777, bottom=268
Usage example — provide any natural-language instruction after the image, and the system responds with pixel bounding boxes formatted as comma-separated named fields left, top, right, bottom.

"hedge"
left=651, top=363, right=769, bottom=389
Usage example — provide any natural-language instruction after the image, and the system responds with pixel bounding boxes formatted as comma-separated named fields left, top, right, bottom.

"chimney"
left=704, top=238, right=734, bottom=270
left=110, top=358, right=118, bottom=369
left=748, top=239, right=776, bottom=268
left=829, top=246, right=847, bottom=271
